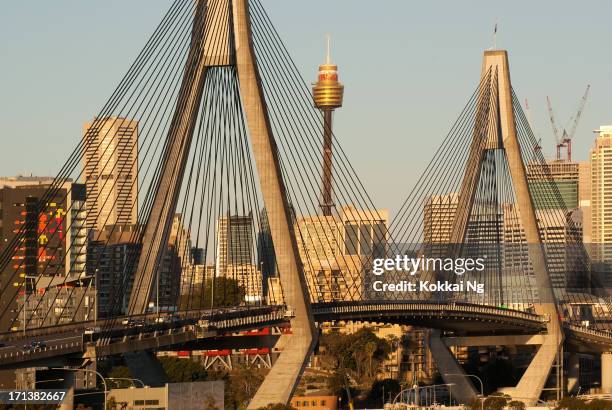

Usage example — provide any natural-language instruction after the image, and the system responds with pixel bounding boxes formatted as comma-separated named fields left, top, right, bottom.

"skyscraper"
left=82, top=117, right=138, bottom=231
left=0, top=178, right=89, bottom=331
left=423, top=193, right=459, bottom=244
left=526, top=161, right=580, bottom=210
left=215, top=214, right=254, bottom=277
left=295, top=206, right=388, bottom=302
left=591, top=126, right=612, bottom=263
left=579, top=161, right=592, bottom=245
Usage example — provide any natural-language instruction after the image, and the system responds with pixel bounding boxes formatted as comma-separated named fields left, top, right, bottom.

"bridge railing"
left=565, top=323, right=612, bottom=340
left=313, top=301, right=546, bottom=322
left=0, top=306, right=284, bottom=342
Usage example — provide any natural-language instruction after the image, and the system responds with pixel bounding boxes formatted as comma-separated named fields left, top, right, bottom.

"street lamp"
left=50, top=367, right=108, bottom=409
left=445, top=373, right=484, bottom=410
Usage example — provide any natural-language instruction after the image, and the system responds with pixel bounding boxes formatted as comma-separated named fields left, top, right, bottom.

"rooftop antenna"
left=326, top=33, right=331, bottom=64
left=493, top=18, right=498, bottom=50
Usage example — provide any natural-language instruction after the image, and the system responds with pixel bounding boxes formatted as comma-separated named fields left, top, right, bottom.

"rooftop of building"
left=595, top=125, right=612, bottom=134
left=292, top=390, right=336, bottom=398
left=0, top=175, right=57, bottom=186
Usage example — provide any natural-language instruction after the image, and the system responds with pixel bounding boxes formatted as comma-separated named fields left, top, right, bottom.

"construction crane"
left=546, top=96, right=564, bottom=160
left=546, top=85, right=590, bottom=162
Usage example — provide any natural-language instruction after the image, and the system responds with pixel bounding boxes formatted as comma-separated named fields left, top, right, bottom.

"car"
left=84, top=327, right=100, bottom=335
left=132, top=319, right=145, bottom=328
left=122, top=319, right=144, bottom=327
left=30, top=341, right=46, bottom=350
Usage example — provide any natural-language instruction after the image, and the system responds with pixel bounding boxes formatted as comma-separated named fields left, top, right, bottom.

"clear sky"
left=1, top=1, right=610, bottom=216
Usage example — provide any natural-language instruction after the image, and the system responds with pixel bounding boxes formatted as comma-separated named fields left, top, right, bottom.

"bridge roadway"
left=0, top=301, right=611, bottom=369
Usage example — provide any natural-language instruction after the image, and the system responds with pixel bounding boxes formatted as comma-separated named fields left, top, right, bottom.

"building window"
left=373, top=222, right=385, bottom=258
left=359, top=224, right=372, bottom=255
left=345, top=224, right=358, bottom=255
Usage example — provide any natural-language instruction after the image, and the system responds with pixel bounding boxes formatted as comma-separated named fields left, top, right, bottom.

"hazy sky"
left=1, top=1, right=610, bottom=216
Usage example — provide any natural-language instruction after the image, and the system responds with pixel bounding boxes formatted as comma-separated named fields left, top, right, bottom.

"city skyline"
left=1, top=2, right=612, bottom=407
left=2, top=1, right=612, bottom=217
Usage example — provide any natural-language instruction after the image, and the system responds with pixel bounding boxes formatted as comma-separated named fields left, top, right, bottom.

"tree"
left=320, top=327, right=391, bottom=385
left=508, top=400, right=526, bottom=410
left=364, top=341, right=377, bottom=378
left=225, top=366, right=267, bottom=410
left=483, top=393, right=510, bottom=410
left=107, top=366, right=134, bottom=388
left=586, top=399, right=612, bottom=410
left=179, top=277, right=245, bottom=309
left=158, top=356, right=208, bottom=382
left=105, top=397, right=117, bottom=410
left=465, top=398, right=483, bottom=410
left=556, top=397, right=587, bottom=410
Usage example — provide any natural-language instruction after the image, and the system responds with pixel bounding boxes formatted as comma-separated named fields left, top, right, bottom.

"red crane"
left=546, top=85, right=590, bottom=162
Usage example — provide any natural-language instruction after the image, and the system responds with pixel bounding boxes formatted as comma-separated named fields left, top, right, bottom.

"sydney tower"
left=312, top=36, right=344, bottom=216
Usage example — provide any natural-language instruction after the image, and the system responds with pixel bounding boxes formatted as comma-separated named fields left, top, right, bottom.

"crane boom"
left=546, top=96, right=564, bottom=160
left=546, top=96, right=561, bottom=144
left=568, top=84, right=590, bottom=140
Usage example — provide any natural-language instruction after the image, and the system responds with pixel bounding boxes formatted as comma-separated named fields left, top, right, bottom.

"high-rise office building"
left=0, top=178, right=88, bottom=331
left=87, top=224, right=139, bottom=317
left=527, top=161, right=579, bottom=210
left=579, top=161, right=592, bottom=245
left=169, top=213, right=192, bottom=266
left=82, top=117, right=138, bottom=231
left=87, top=224, right=181, bottom=316
left=215, top=215, right=254, bottom=276
left=591, top=126, right=612, bottom=263
left=423, top=193, right=500, bottom=247
left=502, top=203, right=581, bottom=290
left=423, top=193, right=459, bottom=244
left=295, top=206, right=388, bottom=302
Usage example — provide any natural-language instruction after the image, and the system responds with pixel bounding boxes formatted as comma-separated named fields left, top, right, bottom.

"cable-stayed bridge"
left=0, top=0, right=611, bottom=406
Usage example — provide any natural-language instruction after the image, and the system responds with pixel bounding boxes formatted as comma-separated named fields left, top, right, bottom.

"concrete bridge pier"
left=601, top=352, right=612, bottom=394
left=428, top=330, right=478, bottom=404
left=567, top=354, right=580, bottom=395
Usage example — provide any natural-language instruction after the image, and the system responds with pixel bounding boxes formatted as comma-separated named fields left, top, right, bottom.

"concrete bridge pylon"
left=124, top=0, right=316, bottom=406
left=434, top=49, right=564, bottom=406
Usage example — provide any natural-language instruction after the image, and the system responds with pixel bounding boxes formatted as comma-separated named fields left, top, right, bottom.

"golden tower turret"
left=313, top=36, right=343, bottom=216
left=313, top=36, right=344, bottom=109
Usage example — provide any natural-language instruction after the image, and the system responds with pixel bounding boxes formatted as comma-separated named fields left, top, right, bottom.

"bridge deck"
left=1, top=302, right=610, bottom=368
